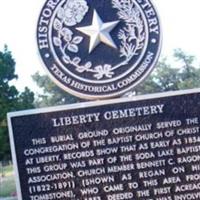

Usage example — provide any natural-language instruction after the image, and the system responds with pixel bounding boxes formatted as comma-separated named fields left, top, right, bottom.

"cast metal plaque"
left=37, top=0, right=161, bottom=99
left=8, top=89, right=200, bottom=200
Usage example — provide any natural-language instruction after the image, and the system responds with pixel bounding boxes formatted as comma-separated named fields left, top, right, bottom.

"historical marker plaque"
left=37, top=0, right=161, bottom=99
left=8, top=89, right=200, bottom=200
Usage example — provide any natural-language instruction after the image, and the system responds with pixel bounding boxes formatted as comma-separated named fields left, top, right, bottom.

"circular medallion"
left=37, top=0, right=162, bottom=99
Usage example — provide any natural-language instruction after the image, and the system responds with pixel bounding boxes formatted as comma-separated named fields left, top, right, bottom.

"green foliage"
left=135, top=49, right=200, bottom=94
left=33, top=49, right=200, bottom=104
left=32, top=72, right=80, bottom=107
left=18, top=87, right=35, bottom=110
left=0, top=46, right=17, bottom=84
left=0, top=46, right=35, bottom=161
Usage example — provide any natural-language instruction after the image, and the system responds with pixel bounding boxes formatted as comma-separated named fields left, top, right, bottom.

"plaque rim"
left=8, top=88, right=200, bottom=118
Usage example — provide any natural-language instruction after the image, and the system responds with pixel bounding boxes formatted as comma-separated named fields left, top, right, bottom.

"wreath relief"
left=53, top=0, right=145, bottom=80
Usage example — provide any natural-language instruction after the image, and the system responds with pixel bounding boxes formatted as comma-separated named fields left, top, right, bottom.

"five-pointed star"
left=76, top=10, right=119, bottom=53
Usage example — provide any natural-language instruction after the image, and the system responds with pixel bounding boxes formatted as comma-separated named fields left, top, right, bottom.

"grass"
left=0, top=165, right=17, bottom=197
left=1, top=165, right=13, bottom=176
left=0, top=176, right=16, bottom=197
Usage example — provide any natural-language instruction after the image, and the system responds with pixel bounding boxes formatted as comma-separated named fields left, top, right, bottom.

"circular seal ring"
left=37, top=0, right=162, bottom=100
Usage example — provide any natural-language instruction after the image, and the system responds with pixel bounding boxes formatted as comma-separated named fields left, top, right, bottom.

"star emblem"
left=76, top=10, right=119, bottom=53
